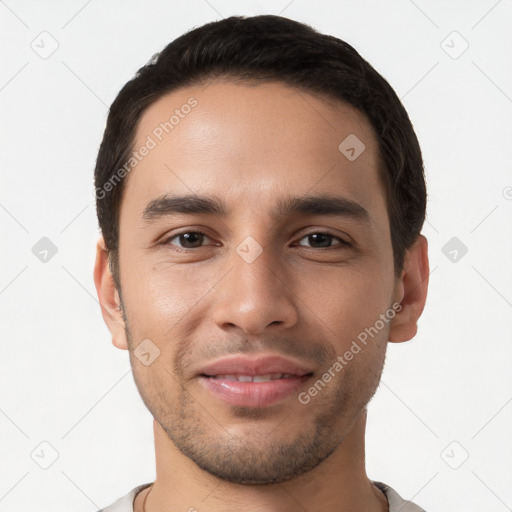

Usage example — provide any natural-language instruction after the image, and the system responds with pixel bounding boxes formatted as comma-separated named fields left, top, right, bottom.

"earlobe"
left=93, top=237, right=129, bottom=350
left=388, top=235, right=429, bottom=343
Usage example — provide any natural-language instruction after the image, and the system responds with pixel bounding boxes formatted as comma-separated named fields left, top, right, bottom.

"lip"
left=199, top=355, right=314, bottom=378
left=197, top=355, right=314, bottom=407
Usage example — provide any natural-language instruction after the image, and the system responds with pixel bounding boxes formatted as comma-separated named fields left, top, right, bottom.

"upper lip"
left=199, top=355, right=314, bottom=377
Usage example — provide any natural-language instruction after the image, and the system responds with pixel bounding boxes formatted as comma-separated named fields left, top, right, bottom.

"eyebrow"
left=141, top=193, right=371, bottom=225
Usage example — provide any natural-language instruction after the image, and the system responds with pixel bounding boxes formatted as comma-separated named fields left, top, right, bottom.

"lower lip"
left=198, top=375, right=311, bottom=407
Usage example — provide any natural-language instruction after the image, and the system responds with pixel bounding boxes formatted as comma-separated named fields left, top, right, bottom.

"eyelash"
left=162, top=230, right=352, bottom=251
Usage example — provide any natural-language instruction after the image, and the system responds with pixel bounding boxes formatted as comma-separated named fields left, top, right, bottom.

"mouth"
left=205, top=372, right=302, bottom=382
left=197, top=355, right=315, bottom=407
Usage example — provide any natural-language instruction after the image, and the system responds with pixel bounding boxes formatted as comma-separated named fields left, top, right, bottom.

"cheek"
left=122, top=258, right=216, bottom=330
left=129, top=353, right=183, bottom=419
left=298, top=265, right=393, bottom=343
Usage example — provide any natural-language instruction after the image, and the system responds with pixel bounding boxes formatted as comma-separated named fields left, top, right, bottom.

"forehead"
left=122, top=80, right=387, bottom=228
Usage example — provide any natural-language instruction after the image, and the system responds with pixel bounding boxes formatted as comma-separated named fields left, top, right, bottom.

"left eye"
left=165, top=231, right=211, bottom=249
left=296, top=233, right=349, bottom=249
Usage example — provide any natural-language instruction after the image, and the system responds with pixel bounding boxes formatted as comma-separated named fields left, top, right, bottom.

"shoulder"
left=373, top=481, right=427, bottom=512
left=96, top=483, right=153, bottom=512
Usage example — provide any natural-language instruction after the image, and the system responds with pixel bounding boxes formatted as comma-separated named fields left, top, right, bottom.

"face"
left=114, top=80, right=403, bottom=484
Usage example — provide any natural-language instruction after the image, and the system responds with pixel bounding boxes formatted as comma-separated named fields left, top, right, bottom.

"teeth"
left=252, top=375, right=272, bottom=382
left=211, top=373, right=291, bottom=382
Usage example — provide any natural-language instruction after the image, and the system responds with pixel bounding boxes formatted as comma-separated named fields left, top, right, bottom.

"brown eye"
left=297, top=233, right=350, bottom=249
left=166, top=231, right=210, bottom=249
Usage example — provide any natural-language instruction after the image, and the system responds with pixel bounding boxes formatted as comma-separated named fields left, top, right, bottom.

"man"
left=93, top=14, right=429, bottom=512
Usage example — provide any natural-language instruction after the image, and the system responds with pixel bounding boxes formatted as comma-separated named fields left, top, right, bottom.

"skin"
left=94, top=80, right=429, bottom=512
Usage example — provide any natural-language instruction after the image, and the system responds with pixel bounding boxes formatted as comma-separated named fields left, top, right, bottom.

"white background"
left=1, top=1, right=511, bottom=511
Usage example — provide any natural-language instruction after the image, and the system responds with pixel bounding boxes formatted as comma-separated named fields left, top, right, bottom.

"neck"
left=137, top=409, right=387, bottom=512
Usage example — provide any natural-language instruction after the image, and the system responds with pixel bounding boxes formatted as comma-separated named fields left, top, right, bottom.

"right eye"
left=163, top=231, right=213, bottom=249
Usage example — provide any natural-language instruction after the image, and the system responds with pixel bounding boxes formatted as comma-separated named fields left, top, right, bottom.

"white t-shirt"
left=97, top=481, right=426, bottom=511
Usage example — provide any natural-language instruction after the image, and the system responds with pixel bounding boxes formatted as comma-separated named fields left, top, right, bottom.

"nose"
left=212, top=245, right=299, bottom=336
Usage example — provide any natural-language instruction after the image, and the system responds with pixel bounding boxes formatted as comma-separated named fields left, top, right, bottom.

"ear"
left=388, top=234, right=429, bottom=343
left=93, top=236, right=129, bottom=350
